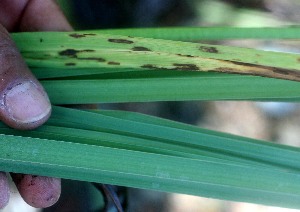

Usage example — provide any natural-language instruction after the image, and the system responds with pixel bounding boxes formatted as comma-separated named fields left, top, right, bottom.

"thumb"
left=0, top=24, right=51, bottom=130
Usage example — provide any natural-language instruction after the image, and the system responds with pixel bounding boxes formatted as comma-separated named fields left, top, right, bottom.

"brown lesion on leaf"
left=272, top=68, right=290, bottom=75
left=141, top=63, right=199, bottom=71
left=199, top=46, right=219, bottom=53
left=217, top=60, right=300, bottom=81
left=214, top=67, right=263, bottom=77
left=69, top=33, right=96, bottom=38
left=141, top=60, right=300, bottom=81
left=141, top=64, right=172, bottom=71
left=270, top=68, right=300, bottom=81
left=60, top=49, right=106, bottom=63
left=141, top=64, right=158, bottom=69
left=213, top=67, right=279, bottom=79
left=108, top=38, right=134, bottom=44
left=59, top=49, right=95, bottom=58
left=39, top=38, right=43, bottom=43
left=230, top=61, right=258, bottom=67
left=132, top=46, right=151, bottom=51
left=65, top=62, right=76, bottom=66
left=176, top=54, right=195, bottom=58
left=173, top=63, right=199, bottom=71
left=231, top=61, right=298, bottom=76
left=108, top=61, right=120, bottom=65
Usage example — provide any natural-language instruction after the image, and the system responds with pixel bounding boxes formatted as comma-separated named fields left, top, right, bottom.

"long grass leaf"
left=12, top=31, right=300, bottom=81
left=41, top=72, right=300, bottom=104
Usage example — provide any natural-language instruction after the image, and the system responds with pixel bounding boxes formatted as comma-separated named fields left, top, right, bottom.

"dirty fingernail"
left=4, top=81, right=51, bottom=128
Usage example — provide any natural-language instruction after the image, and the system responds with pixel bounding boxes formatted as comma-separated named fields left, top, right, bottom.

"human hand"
left=0, top=0, right=72, bottom=208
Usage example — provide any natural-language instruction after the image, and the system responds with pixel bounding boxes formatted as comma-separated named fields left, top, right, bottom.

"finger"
left=11, top=174, right=61, bottom=208
left=0, top=1, right=69, bottom=208
left=19, top=0, right=72, bottom=31
left=0, top=25, right=51, bottom=130
left=0, top=172, right=9, bottom=209
left=0, top=0, right=72, bottom=32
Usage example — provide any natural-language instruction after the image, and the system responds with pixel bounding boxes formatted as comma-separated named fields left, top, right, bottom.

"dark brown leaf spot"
left=176, top=54, right=195, bottom=58
left=108, top=61, right=120, bottom=65
left=59, top=49, right=78, bottom=57
left=173, top=63, right=199, bottom=71
left=230, top=61, right=254, bottom=67
left=69, top=33, right=96, bottom=38
left=132, top=46, right=151, bottom=51
left=141, top=64, right=157, bottom=69
left=272, top=68, right=291, bottom=75
left=39, top=38, right=43, bottom=43
left=199, top=46, right=218, bottom=53
left=59, top=49, right=95, bottom=58
left=65, top=62, right=76, bottom=66
left=108, top=38, right=134, bottom=44
left=214, top=67, right=265, bottom=78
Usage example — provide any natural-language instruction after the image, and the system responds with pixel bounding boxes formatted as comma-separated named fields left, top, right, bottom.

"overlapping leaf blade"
left=41, top=72, right=300, bottom=104
left=12, top=30, right=300, bottom=79
left=11, top=28, right=300, bottom=103
left=1, top=107, right=300, bottom=208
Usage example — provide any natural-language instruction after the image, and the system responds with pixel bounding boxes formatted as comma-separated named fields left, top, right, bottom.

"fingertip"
left=0, top=172, right=10, bottom=209
left=1, top=80, right=52, bottom=130
left=11, top=174, right=61, bottom=208
left=0, top=24, right=51, bottom=130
